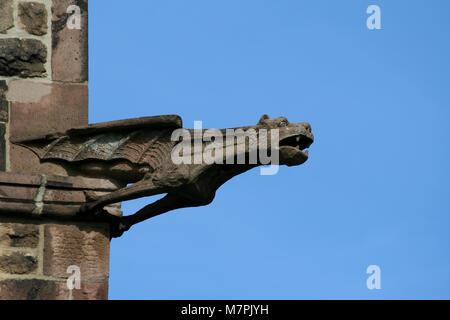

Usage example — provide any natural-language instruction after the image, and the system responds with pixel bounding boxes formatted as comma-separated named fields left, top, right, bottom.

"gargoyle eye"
left=278, top=119, right=289, bottom=127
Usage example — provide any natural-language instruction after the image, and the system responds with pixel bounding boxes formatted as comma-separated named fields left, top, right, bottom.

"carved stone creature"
left=12, top=115, right=314, bottom=237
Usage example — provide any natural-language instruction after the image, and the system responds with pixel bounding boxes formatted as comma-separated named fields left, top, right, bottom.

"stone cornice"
left=0, top=171, right=122, bottom=221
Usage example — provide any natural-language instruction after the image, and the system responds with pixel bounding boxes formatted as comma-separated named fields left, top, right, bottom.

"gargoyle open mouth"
left=279, top=134, right=314, bottom=166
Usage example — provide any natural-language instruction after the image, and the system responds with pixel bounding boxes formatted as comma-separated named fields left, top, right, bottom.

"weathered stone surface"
left=0, top=81, right=7, bottom=98
left=0, top=279, right=67, bottom=300
left=0, top=171, right=42, bottom=186
left=0, top=184, right=38, bottom=201
left=0, top=171, right=121, bottom=220
left=0, top=202, right=37, bottom=217
left=0, top=171, right=119, bottom=192
left=18, top=2, right=48, bottom=36
left=0, top=39, right=47, bottom=78
left=0, top=279, right=108, bottom=300
left=72, top=281, right=108, bottom=300
left=0, top=82, right=6, bottom=169
left=9, top=82, right=88, bottom=141
left=0, top=251, right=38, bottom=274
left=6, top=79, right=52, bottom=104
left=45, top=175, right=120, bottom=191
left=43, top=223, right=110, bottom=280
left=9, top=144, right=70, bottom=176
left=8, top=81, right=88, bottom=173
left=0, top=223, right=39, bottom=248
left=0, top=0, right=14, bottom=34
left=44, top=189, right=86, bottom=204
left=0, top=81, right=7, bottom=123
left=0, top=124, right=5, bottom=171
left=0, top=100, right=8, bottom=123
left=41, top=203, right=80, bottom=218
left=52, top=0, right=88, bottom=82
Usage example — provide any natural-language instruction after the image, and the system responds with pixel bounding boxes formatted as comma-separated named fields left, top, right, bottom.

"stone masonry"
left=0, top=171, right=120, bottom=300
left=0, top=1, right=116, bottom=300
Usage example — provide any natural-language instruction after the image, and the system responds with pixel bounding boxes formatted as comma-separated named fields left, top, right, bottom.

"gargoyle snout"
left=300, top=122, right=312, bottom=133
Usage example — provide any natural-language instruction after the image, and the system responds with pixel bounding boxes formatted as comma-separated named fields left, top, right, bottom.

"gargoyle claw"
left=110, top=217, right=132, bottom=238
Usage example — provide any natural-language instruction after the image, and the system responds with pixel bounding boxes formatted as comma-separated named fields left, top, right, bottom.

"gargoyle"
left=13, top=114, right=314, bottom=237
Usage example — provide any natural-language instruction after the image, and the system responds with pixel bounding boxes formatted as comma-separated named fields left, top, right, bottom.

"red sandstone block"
left=0, top=171, right=119, bottom=191
left=0, top=171, right=42, bottom=186
left=43, top=188, right=86, bottom=204
left=0, top=201, right=37, bottom=216
left=52, top=0, right=88, bottom=82
left=72, top=281, right=108, bottom=300
left=46, top=175, right=120, bottom=191
left=0, top=184, right=38, bottom=202
left=41, top=203, right=79, bottom=218
left=9, top=82, right=88, bottom=141
left=43, top=223, right=110, bottom=281
left=8, top=144, right=47, bottom=175
left=0, top=171, right=122, bottom=220
left=8, top=144, right=74, bottom=177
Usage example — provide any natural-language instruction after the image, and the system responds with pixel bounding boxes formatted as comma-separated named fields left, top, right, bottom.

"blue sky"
left=88, top=0, right=450, bottom=299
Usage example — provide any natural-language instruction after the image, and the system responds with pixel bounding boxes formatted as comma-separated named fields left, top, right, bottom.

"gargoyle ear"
left=258, top=114, right=270, bottom=124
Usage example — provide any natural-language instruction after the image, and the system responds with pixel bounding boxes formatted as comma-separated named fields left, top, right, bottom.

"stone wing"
left=14, top=115, right=182, bottom=167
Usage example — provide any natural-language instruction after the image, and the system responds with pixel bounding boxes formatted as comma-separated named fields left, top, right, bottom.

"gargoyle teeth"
left=296, top=136, right=300, bottom=143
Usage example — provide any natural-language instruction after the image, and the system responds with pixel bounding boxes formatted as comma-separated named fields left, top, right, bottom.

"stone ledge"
left=0, top=171, right=122, bottom=221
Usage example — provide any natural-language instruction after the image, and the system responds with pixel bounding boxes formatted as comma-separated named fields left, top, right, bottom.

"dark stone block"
left=0, top=80, right=7, bottom=98
left=0, top=252, right=38, bottom=274
left=0, top=279, right=59, bottom=300
left=0, top=100, right=7, bottom=123
left=0, top=81, right=8, bottom=122
left=0, top=279, right=108, bottom=300
left=0, top=123, right=5, bottom=171
left=0, top=39, right=47, bottom=78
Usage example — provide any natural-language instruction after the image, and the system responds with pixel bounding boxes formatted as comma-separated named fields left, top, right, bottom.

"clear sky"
left=88, top=0, right=450, bottom=299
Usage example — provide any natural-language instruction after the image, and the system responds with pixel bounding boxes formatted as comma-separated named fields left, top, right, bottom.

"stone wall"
left=0, top=0, right=88, bottom=172
left=0, top=219, right=109, bottom=300
left=0, top=1, right=115, bottom=300
left=0, top=172, right=119, bottom=300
